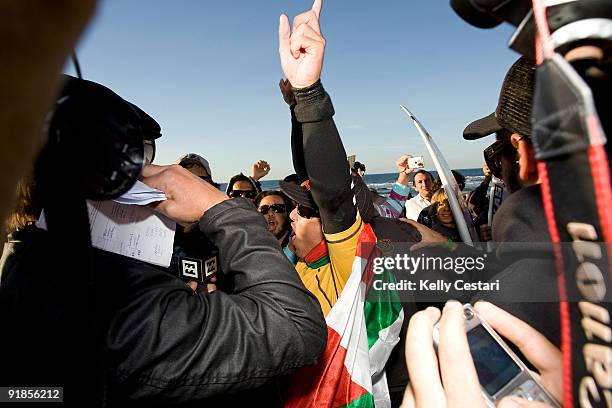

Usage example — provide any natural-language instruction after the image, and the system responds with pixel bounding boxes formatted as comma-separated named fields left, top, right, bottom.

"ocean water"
left=220, top=168, right=484, bottom=196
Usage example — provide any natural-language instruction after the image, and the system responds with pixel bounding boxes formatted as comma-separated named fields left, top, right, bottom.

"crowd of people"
left=0, top=0, right=610, bottom=407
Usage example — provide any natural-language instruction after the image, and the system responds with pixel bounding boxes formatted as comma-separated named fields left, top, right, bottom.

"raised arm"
left=375, top=155, right=412, bottom=218
left=279, top=0, right=356, bottom=233
left=280, top=78, right=308, bottom=183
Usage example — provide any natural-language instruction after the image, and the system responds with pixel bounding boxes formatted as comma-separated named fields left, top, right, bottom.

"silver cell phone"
left=408, top=156, right=425, bottom=169
left=432, top=304, right=561, bottom=408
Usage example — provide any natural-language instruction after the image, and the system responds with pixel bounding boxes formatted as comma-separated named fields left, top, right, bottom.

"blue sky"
left=70, top=0, right=520, bottom=182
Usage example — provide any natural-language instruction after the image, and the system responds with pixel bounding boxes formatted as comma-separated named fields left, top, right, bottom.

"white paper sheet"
left=86, top=200, right=176, bottom=267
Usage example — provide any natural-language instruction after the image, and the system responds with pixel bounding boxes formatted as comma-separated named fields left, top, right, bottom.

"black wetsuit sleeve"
left=290, top=105, right=308, bottom=183
left=292, top=81, right=356, bottom=234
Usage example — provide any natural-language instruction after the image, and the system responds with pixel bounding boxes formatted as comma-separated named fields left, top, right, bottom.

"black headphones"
left=44, top=75, right=161, bottom=200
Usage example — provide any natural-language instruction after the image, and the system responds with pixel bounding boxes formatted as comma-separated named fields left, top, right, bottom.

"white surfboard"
left=400, top=105, right=480, bottom=246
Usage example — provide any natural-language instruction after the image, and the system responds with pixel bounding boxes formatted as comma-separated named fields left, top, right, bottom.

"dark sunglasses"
left=229, top=189, right=257, bottom=199
left=257, top=204, right=287, bottom=215
left=297, top=204, right=320, bottom=219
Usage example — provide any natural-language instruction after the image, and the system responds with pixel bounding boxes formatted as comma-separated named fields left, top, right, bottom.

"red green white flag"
left=285, top=224, right=404, bottom=408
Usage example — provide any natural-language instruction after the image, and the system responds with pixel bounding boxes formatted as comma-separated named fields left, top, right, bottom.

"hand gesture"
left=141, top=164, right=228, bottom=224
left=396, top=154, right=412, bottom=185
left=278, top=0, right=325, bottom=89
left=279, top=78, right=296, bottom=106
left=252, top=160, right=271, bottom=181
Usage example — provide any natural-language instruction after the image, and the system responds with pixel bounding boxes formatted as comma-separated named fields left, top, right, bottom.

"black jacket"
left=473, top=184, right=560, bottom=347
left=0, top=198, right=326, bottom=406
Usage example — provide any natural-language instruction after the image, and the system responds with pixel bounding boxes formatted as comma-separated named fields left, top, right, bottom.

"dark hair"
left=226, top=173, right=261, bottom=195
left=254, top=190, right=294, bottom=213
left=432, top=170, right=465, bottom=192
left=353, top=161, right=366, bottom=173
left=412, top=169, right=433, bottom=183
left=5, top=173, right=42, bottom=236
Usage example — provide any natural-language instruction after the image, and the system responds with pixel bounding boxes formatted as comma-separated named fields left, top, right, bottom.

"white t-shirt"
left=404, top=194, right=431, bottom=221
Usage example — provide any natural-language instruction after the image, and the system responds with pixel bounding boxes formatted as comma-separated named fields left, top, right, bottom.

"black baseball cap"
left=280, top=176, right=379, bottom=223
left=279, top=180, right=317, bottom=210
left=463, top=57, right=536, bottom=140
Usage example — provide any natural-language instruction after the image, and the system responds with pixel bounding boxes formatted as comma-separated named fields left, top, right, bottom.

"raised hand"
left=395, top=154, right=412, bottom=185
left=396, top=154, right=414, bottom=175
left=252, top=160, right=271, bottom=181
left=278, top=0, right=325, bottom=89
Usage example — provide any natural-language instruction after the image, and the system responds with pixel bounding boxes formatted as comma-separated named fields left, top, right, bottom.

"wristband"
left=446, top=238, right=456, bottom=251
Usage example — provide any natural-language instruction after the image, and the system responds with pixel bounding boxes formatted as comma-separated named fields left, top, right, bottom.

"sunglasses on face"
left=257, top=204, right=287, bottom=215
left=297, top=204, right=320, bottom=219
left=229, top=189, right=257, bottom=199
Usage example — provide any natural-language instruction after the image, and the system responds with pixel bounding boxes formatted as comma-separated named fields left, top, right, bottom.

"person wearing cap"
left=463, top=57, right=537, bottom=194
left=278, top=2, right=367, bottom=317
left=277, top=0, right=421, bottom=318
left=178, top=153, right=218, bottom=188
left=462, top=57, right=561, bottom=350
left=173, top=154, right=220, bottom=292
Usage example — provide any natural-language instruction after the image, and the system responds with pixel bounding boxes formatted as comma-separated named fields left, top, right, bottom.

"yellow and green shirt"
left=295, top=213, right=364, bottom=317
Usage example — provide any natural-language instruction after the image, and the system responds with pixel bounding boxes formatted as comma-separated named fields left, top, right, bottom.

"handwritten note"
left=87, top=201, right=176, bottom=267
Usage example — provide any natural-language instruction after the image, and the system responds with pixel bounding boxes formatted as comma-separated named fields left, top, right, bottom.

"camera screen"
left=467, top=325, right=521, bottom=396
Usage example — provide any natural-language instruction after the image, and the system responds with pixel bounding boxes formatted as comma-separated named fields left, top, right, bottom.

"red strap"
left=538, top=162, right=574, bottom=407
